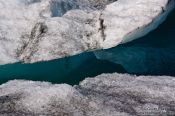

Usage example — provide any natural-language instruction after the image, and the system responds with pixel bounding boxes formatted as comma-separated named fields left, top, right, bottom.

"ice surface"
left=1, top=73, right=175, bottom=115
left=100, top=0, right=175, bottom=48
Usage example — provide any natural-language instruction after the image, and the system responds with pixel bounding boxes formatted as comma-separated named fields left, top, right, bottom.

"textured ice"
left=0, top=0, right=174, bottom=64
left=0, top=73, right=175, bottom=115
left=100, top=0, right=175, bottom=48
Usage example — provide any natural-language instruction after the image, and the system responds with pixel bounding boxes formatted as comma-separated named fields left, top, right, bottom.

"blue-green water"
left=0, top=8, right=175, bottom=85
left=0, top=53, right=125, bottom=85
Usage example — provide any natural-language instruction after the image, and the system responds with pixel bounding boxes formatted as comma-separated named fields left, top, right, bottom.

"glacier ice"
left=100, top=0, right=175, bottom=48
left=50, top=0, right=79, bottom=17
left=0, top=0, right=174, bottom=64
left=1, top=73, right=175, bottom=115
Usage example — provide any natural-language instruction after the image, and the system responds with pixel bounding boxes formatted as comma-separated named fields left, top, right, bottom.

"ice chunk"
left=100, top=0, right=175, bottom=48
left=0, top=0, right=174, bottom=64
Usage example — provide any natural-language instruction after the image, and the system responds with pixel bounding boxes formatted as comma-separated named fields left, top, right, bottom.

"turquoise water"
left=0, top=8, right=175, bottom=85
left=0, top=53, right=125, bottom=85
